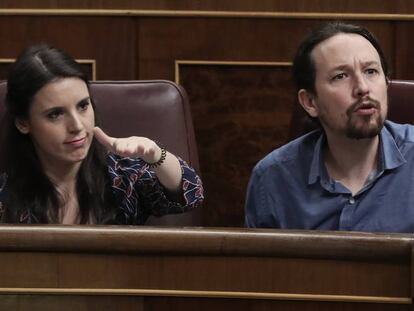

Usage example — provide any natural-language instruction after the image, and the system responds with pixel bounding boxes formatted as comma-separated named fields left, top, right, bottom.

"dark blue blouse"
left=0, top=153, right=204, bottom=224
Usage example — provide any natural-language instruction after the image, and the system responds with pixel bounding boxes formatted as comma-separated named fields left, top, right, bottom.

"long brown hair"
left=1, top=44, right=117, bottom=223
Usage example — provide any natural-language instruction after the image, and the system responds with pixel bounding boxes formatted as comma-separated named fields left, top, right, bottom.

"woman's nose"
left=67, top=113, right=83, bottom=132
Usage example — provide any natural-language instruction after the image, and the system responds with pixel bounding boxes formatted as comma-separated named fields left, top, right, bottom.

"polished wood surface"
left=0, top=3, right=412, bottom=226
left=0, top=226, right=411, bottom=310
left=0, top=0, right=414, bottom=14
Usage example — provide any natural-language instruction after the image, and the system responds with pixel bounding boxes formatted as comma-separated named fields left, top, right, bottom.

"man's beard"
left=344, top=98, right=386, bottom=140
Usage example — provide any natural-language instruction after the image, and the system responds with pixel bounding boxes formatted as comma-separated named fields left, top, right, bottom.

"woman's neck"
left=43, top=162, right=82, bottom=224
left=43, top=160, right=81, bottom=186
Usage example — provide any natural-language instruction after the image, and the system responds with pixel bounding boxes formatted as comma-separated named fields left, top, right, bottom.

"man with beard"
left=245, top=22, right=414, bottom=232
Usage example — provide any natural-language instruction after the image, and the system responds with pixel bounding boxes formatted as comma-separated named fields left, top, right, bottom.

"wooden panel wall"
left=0, top=2, right=413, bottom=226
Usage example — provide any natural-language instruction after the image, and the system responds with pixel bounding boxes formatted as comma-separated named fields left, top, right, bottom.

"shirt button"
left=349, top=197, right=355, bottom=204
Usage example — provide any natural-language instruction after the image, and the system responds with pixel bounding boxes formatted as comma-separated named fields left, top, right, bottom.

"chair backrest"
left=289, top=79, right=414, bottom=140
left=0, top=80, right=201, bottom=226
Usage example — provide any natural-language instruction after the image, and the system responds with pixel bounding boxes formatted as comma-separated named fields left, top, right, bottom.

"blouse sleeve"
left=107, top=154, right=204, bottom=224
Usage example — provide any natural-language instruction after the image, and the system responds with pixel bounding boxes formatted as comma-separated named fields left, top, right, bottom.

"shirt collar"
left=380, top=123, right=406, bottom=170
left=308, top=132, right=325, bottom=185
left=307, top=125, right=406, bottom=185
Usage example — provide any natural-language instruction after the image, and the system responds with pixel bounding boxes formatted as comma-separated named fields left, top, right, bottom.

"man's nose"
left=353, top=73, right=369, bottom=97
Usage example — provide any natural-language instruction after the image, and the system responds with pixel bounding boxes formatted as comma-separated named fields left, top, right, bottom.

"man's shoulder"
left=384, top=120, right=414, bottom=145
left=253, top=129, right=322, bottom=175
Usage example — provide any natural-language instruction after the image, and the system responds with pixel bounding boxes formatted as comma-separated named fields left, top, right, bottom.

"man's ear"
left=298, top=89, right=319, bottom=118
left=14, top=118, right=30, bottom=134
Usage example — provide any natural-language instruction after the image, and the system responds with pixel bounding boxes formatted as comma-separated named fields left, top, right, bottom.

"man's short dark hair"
left=292, top=22, right=389, bottom=94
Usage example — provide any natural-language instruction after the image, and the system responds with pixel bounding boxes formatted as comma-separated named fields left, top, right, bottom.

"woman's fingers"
left=93, top=126, right=116, bottom=151
left=94, top=127, right=160, bottom=161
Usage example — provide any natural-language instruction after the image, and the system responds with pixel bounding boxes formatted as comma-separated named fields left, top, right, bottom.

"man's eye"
left=332, top=73, right=347, bottom=81
left=366, top=68, right=379, bottom=75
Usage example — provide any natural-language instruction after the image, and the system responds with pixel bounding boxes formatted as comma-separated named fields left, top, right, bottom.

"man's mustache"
left=347, top=97, right=381, bottom=116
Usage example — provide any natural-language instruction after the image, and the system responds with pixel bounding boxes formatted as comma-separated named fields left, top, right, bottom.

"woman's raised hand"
left=93, top=126, right=162, bottom=164
left=94, top=126, right=183, bottom=192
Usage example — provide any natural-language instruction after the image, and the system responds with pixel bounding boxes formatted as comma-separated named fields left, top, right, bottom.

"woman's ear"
left=14, top=118, right=30, bottom=134
left=298, top=89, right=319, bottom=118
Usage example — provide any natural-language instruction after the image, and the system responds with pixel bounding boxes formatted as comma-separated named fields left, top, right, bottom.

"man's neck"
left=323, top=133, right=380, bottom=195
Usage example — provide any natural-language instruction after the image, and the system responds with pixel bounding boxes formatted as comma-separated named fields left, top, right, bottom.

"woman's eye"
left=47, top=110, right=62, bottom=120
left=78, top=100, right=90, bottom=111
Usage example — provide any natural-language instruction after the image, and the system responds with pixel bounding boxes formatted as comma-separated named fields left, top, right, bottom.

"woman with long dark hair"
left=0, top=44, right=203, bottom=224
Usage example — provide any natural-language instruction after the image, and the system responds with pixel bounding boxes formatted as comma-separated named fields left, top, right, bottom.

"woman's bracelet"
left=147, top=146, right=167, bottom=169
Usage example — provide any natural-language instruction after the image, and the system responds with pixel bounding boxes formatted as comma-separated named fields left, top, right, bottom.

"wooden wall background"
left=0, top=1, right=413, bottom=227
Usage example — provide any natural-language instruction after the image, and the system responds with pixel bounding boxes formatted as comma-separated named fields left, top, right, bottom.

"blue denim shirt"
left=245, top=121, right=414, bottom=233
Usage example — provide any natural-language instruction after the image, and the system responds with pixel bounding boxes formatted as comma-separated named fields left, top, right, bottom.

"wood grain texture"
left=179, top=64, right=294, bottom=226
left=0, top=226, right=410, bottom=310
left=0, top=16, right=135, bottom=80
left=0, top=0, right=414, bottom=15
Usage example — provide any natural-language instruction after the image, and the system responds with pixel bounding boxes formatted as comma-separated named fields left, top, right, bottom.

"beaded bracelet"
left=147, top=146, right=167, bottom=169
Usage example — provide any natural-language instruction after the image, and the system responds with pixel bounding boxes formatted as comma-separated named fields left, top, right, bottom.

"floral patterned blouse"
left=0, top=153, right=204, bottom=224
